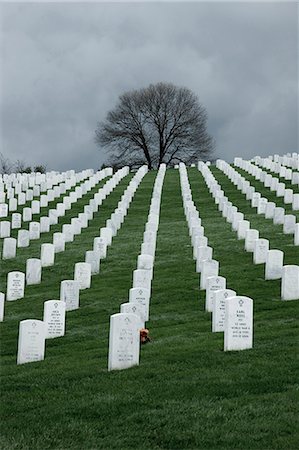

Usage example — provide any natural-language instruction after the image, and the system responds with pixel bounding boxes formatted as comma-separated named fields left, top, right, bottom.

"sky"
left=0, top=0, right=298, bottom=171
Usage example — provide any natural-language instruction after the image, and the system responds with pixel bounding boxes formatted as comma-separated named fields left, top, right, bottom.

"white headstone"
left=100, top=227, right=112, bottom=246
left=17, top=320, right=46, bottom=365
left=265, top=250, right=284, bottom=280
left=29, top=222, right=40, bottom=240
left=237, top=220, right=250, bottom=240
left=245, top=229, right=259, bottom=252
left=53, top=232, right=65, bottom=253
left=43, top=300, right=66, bottom=338
left=273, top=207, right=285, bottom=225
left=62, top=224, right=74, bottom=243
left=40, top=216, right=50, bottom=233
left=0, top=203, right=8, bottom=218
left=93, top=237, right=107, bottom=258
left=2, top=237, right=17, bottom=259
left=108, top=313, right=140, bottom=371
left=0, top=292, right=4, bottom=322
left=224, top=296, right=253, bottom=351
left=0, top=220, right=11, bottom=238
left=17, top=229, right=30, bottom=248
left=120, top=302, right=145, bottom=328
left=74, top=263, right=91, bottom=289
left=253, top=238, right=269, bottom=264
left=85, top=250, right=101, bottom=275
left=60, top=280, right=80, bottom=311
left=26, top=258, right=42, bottom=285
left=132, top=269, right=151, bottom=291
left=11, top=213, right=22, bottom=229
left=22, top=207, right=32, bottom=222
left=205, top=276, right=226, bottom=312
left=200, top=260, right=219, bottom=290
left=129, top=287, right=150, bottom=322
left=41, top=243, right=55, bottom=267
left=196, top=246, right=213, bottom=273
left=212, top=289, right=236, bottom=332
left=281, top=265, right=299, bottom=301
left=283, top=215, right=296, bottom=234
left=7, top=271, right=25, bottom=301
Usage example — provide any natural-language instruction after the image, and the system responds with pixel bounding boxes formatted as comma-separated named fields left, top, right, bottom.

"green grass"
left=0, top=168, right=298, bottom=450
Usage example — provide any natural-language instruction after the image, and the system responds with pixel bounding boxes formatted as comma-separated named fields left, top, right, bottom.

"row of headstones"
left=252, top=153, right=299, bottom=172
left=199, top=162, right=299, bottom=301
left=179, top=163, right=253, bottom=351
left=2, top=166, right=131, bottom=307
left=0, top=169, right=94, bottom=215
left=0, top=168, right=78, bottom=186
left=0, top=168, right=90, bottom=201
left=12, top=166, right=149, bottom=364
left=215, top=160, right=299, bottom=244
left=251, top=155, right=299, bottom=185
left=0, top=168, right=115, bottom=259
left=233, top=158, right=299, bottom=209
left=108, top=164, right=166, bottom=371
left=0, top=168, right=111, bottom=237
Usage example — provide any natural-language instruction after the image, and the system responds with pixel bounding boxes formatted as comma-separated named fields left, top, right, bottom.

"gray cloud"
left=0, top=1, right=297, bottom=171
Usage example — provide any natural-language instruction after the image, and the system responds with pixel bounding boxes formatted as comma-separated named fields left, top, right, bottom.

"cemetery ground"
left=1, top=168, right=298, bottom=450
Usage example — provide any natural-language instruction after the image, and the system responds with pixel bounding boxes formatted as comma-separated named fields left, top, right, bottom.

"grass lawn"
left=0, top=167, right=298, bottom=449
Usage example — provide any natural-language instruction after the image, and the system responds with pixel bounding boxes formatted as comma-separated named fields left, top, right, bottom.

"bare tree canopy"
left=95, top=82, right=214, bottom=169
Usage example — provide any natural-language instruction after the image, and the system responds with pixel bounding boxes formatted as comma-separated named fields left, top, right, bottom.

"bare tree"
left=0, top=153, right=14, bottom=174
left=95, top=82, right=214, bottom=169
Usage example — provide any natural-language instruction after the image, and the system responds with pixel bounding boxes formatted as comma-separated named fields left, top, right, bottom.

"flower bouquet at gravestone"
left=140, top=328, right=150, bottom=344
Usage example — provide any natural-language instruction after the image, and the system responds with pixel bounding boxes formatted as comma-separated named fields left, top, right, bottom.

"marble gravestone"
left=205, top=276, right=226, bottom=312
left=281, top=265, right=299, bottom=301
left=41, top=243, right=55, bottom=267
left=74, top=263, right=91, bottom=289
left=265, top=250, right=284, bottom=280
left=129, top=287, right=150, bottom=321
left=237, top=220, right=250, bottom=240
left=137, top=254, right=154, bottom=279
left=26, top=258, right=42, bottom=285
left=53, top=233, right=65, bottom=253
left=0, top=221, right=11, bottom=238
left=132, top=269, right=151, bottom=291
left=224, top=296, right=253, bottom=351
left=60, top=280, right=80, bottom=311
left=283, top=215, right=296, bottom=235
left=212, top=289, right=237, bottom=332
left=23, top=207, right=32, bottom=222
left=0, top=203, right=8, bottom=218
left=200, top=260, right=219, bottom=290
left=85, top=250, right=101, bottom=275
left=196, top=246, right=213, bottom=273
left=11, top=213, right=22, bottom=230
left=0, top=292, right=4, bottom=322
left=17, top=230, right=30, bottom=248
left=93, top=237, right=107, bottom=258
left=17, top=319, right=46, bottom=365
left=40, top=216, right=50, bottom=233
left=43, top=300, right=66, bottom=338
left=253, top=239, right=269, bottom=264
left=120, top=302, right=145, bottom=329
left=108, top=313, right=140, bottom=371
left=62, top=224, right=74, bottom=243
left=6, top=271, right=25, bottom=301
left=29, top=222, right=40, bottom=240
left=245, top=229, right=259, bottom=252
left=2, top=237, right=17, bottom=259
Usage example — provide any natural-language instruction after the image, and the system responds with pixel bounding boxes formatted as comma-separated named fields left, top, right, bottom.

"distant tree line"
left=0, top=153, right=46, bottom=175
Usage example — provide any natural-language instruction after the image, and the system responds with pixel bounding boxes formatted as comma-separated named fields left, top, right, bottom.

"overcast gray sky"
left=0, top=1, right=298, bottom=171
